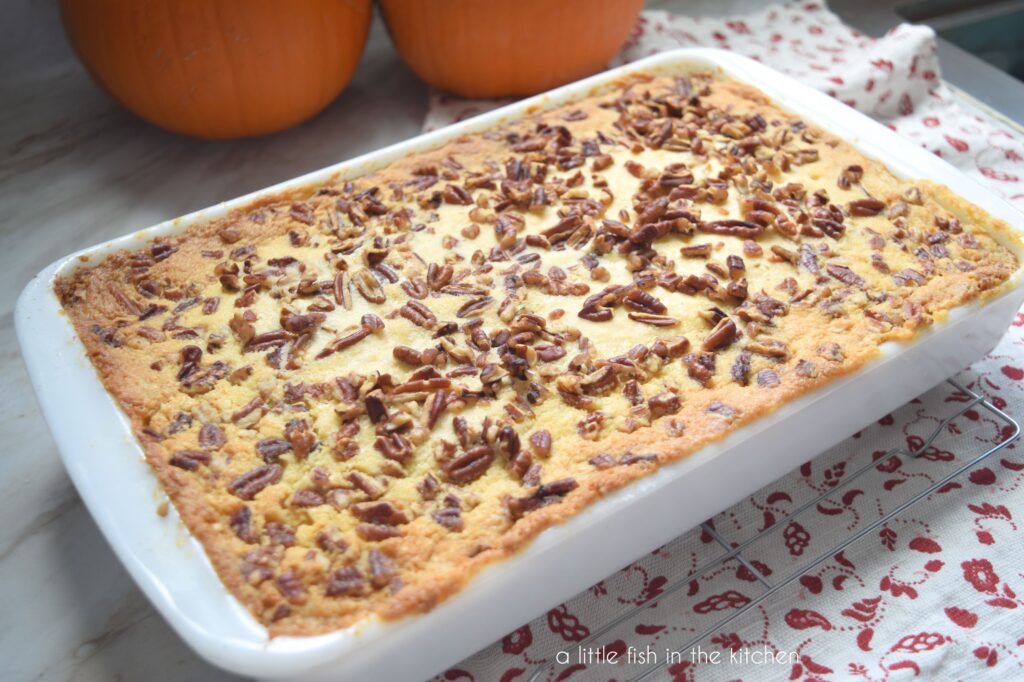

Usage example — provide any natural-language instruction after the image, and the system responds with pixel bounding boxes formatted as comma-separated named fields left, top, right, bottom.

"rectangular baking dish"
left=16, top=48, right=1024, bottom=681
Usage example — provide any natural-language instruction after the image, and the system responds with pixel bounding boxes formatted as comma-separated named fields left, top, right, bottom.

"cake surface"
left=57, top=70, right=1018, bottom=636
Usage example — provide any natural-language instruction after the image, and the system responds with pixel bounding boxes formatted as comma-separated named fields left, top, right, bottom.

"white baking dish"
left=16, top=48, right=1024, bottom=681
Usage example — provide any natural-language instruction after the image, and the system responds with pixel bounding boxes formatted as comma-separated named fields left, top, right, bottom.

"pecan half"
left=847, top=197, right=886, bottom=216
left=399, top=300, right=437, bottom=329
left=826, top=263, right=865, bottom=287
left=228, top=464, right=283, bottom=500
left=169, top=450, right=210, bottom=471
left=443, top=445, right=494, bottom=484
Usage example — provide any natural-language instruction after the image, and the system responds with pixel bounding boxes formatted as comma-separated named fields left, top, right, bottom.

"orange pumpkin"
left=379, top=0, right=644, bottom=99
left=60, top=0, right=372, bottom=139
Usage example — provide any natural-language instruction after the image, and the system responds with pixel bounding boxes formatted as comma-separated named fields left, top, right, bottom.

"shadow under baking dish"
left=15, top=48, right=1024, bottom=681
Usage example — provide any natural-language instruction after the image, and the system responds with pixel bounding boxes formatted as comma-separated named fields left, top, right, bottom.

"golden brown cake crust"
left=56, top=71, right=1018, bottom=636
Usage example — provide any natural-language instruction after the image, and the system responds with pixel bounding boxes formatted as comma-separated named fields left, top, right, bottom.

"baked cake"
left=56, top=70, right=1019, bottom=635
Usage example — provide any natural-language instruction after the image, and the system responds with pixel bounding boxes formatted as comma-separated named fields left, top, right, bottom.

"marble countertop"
left=2, top=1, right=1020, bottom=681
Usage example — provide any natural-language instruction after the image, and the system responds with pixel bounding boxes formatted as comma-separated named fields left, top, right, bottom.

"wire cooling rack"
left=525, top=378, right=1020, bottom=682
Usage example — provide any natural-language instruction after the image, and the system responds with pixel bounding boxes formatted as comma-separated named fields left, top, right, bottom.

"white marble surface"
left=0, top=1, right=985, bottom=681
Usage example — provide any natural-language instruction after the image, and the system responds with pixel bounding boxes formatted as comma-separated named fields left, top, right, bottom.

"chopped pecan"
left=456, top=296, right=493, bottom=318
left=169, top=450, right=210, bottom=471
left=702, top=318, right=738, bottom=352
left=198, top=423, right=226, bottom=449
left=444, top=445, right=494, bottom=484
left=706, top=400, right=737, bottom=419
left=892, top=268, right=926, bottom=286
left=326, top=566, right=366, bottom=597
left=177, top=345, right=202, bottom=381
left=228, top=464, right=283, bottom=500
left=624, top=289, right=667, bottom=315
left=427, top=263, right=454, bottom=290
left=350, top=501, right=409, bottom=526
left=798, top=244, right=820, bottom=274
left=826, top=263, right=865, bottom=287
left=368, top=549, right=398, bottom=589
left=579, top=306, right=613, bottom=322
left=432, top=507, right=464, bottom=532
left=507, top=478, right=579, bottom=520
left=256, top=438, right=292, bottom=462
left=291, top=489, right=325, bottom=508
left=229, top=506, right=257, bottom=543
left=683, top=351, right=716, bottom=386
left=680, top=243, right=713, bottom=258
left=316, top=327, right=371, bottom=359
left=847, top=197, right=886, bottom=216
left=628, top=312, right=679, bottom=327
left=648, top=392, right=681, bottom=418
left=581, top=366, right=618, bottom=395
left=284, top=419, right=316, bottom=459
left=356, top=524, right=402, bottom=541
left=731, top=350, right=752, bottom=386
left=353, top=268, right=386, bottom=304
left=699, top=220, right=765, bottom=238
left=529, top=429, right=552, bottom=458
left=427, top=390, right=448, bottom=429
left=399, top=300, right=437, bottom=329
left=333, top=271, right=351, bottom=309
left=374, top=433, right=413, bottom=464
left=817, top=342, right=845, bottom=362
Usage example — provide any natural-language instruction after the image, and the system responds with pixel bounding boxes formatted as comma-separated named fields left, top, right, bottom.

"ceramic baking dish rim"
left=15, top=48, right=1024, bottom=678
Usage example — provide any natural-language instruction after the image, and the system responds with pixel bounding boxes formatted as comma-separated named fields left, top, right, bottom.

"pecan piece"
left=680, top=243, right=713, bottom=258
left=177, top=345, right=202, bottom=382
left=683, top=351, right=716, bottom=386
left=374, top=433, right=414, bottom=464
left=507, top=478, right=579, bottom=520
left=628, top=312, right=678, bottom=327
left=256, top=438, right=291, bottom=462
left=624, top=289, right=667, bottom=314
left=198, top=423, right=226, bottom=449
left=316, top=327, right=372, bottom=359
left=826, top=263, right=865, bottom=287
left=399, top=300, right=437, bottom=329
left=353, top=268, right=386, bottom=304
left=368, top=549, right=398, bottom=589
left=169, top=450, right=210, bottom=471
left=648, top=392, right=681, bottom=418
left=579, top=306, right=613, bottom=322
left=326, top=566, right=366, bottom=597
left=228, top=464, right=283, bottom=500
left=699, top=220, right=765, bottom=238
left=350, top=501, right=409, bottom=526
left=427, top=263, right=454, bottom=291
left=356, top=524, right=402, bottom=541
left=847, top=197, right=886, bottom=216
left=702, top=318, right=738, bottom=352
left=444, top=445, right=494, bottom=484
left=291, top=489, right=325, bottom=508
left=432, top=507, right=464, bottom=532
left=529, top=429, right=552, bottom=458
left=456, top=296, right=493, bottom=318
left=731, top=350, right=752, bottom=386
left=229, top=506, right=258, bottom=543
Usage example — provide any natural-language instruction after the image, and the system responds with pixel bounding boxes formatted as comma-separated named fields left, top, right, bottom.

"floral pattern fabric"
left=425, top=3, right=1024, bottom=680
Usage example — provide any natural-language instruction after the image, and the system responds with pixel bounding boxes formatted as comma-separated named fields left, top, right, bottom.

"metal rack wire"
left=526, top=378, right=1020, bottom=682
